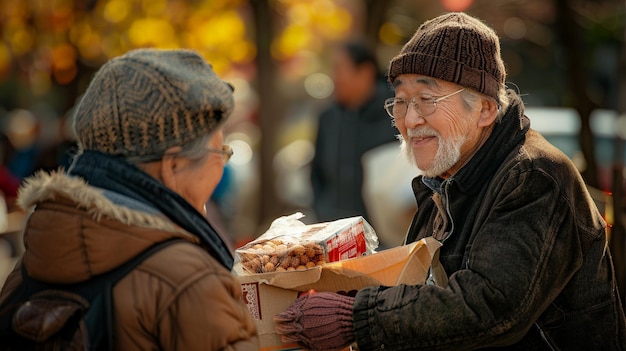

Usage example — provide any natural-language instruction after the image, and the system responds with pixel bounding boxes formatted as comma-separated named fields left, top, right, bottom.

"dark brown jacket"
left=353, top=91, right=625, bottom=350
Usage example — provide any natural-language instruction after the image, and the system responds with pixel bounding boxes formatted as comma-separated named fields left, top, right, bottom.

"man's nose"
left=404, top=103, right=426, bottom=129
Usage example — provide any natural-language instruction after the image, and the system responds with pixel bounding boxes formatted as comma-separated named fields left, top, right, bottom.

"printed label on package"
left=241, top=282, right=262, bottom=320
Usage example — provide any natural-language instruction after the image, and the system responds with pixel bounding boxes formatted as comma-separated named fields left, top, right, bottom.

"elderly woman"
left=0, top=49, right=258, bottom=350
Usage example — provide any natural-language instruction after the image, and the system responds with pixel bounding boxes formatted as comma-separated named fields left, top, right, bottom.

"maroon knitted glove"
left=273, top=291, right=355, bottom=351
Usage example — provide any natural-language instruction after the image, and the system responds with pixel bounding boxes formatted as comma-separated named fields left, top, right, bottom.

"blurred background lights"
left=504, top=17, right=527, bottom=40
left=128, top=18, right=176, bottom=48
left=379, top=22, right=403, bottom=46
left=103, top=0, right=130, bottom=23
left=228, top=138, right=254, bottom=166
left=440, top=0, right=474, bottom=12
left=0, top=44, right=11, bottom=77
left=273, top=139, right=315, bottom=170
left=304, top=72, right=333, bottom=99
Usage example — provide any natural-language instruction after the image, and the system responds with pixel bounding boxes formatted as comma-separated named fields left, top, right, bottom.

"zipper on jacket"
left=425, top=179, right=454, bottom=286
left=440, top=179, right=455, bottom=243
left=534, top=322, right=557, bottom=351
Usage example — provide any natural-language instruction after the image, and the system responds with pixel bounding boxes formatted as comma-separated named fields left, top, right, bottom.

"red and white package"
left=235, top=213, right=379, bottom=274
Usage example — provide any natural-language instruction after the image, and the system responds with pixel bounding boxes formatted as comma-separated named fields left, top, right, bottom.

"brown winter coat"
left=0, top=172, right=259, bottom=350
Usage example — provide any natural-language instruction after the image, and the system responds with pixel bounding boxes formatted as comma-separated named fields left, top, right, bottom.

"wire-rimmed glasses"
left=206, top=144, right=233, bottom=164
left=124, top=144, right=234, bottom=165
left=384, top=88, right=465, bottom=120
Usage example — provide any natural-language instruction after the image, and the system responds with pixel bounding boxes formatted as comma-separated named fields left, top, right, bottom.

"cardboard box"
left=236, top=237, right=442, bottom=351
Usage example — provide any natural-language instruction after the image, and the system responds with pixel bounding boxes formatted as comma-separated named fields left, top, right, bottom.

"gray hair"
left=174, top=133, right=214, bottom=162
left=126, top=133, right=214, bottom=168
left=460, top=86, right=509, bottom=122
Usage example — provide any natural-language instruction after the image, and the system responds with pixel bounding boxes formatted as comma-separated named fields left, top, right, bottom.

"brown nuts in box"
left=239, top=239, right=326, bottom=274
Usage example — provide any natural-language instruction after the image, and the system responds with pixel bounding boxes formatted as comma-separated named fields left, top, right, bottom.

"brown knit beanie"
left=73, top=48, right=233, bottom=160
left=388, top=12, right=506, bottom=102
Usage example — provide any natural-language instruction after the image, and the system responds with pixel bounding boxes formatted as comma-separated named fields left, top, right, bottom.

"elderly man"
left=274, top=12, right=626, bottom=350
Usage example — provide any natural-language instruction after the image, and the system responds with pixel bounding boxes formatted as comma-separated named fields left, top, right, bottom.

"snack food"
left=235, top=213, right=378, bottom=274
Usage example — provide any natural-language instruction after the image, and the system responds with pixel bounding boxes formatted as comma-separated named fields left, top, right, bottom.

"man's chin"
left=400, top=137, right=432, bottom=176
left=403, top=148, right=427, bottom=173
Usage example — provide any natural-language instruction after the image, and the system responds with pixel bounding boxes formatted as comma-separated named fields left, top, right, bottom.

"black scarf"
left=68, top=150, right=234, bottom=270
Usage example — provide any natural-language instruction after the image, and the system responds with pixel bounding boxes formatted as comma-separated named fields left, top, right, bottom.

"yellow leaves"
left=195, top=11, right=245, bottom=48
left=273, top=25, right=313, bottom=60
left=379, top=22, right=403, bottom=46
left=229, top=41, right=255, bottom=63
left=0, top=0, right=355, bottom=90
left=7, top=27, right=36, bottom=56
left=0, top=43, right=11, bottom=78
left=51, top=44, right=77, bottom=70
left=312, top=5, right=351, bottom=40
left=103, top=0, right=131, bottom=23
left=272, top=0, right=352, bottom=60
left=128, top=18, right=177, bottom=48
left=142, top=0, right=167, bottom=17
left=185, top=10, right=254, bottom=70
left=51, top=44, right=78, bottom=84
left=69, top=17, right=103, bottom=61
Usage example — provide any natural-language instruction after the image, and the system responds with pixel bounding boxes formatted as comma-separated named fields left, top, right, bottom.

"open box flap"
left=396, top=236, right=442, bottom=285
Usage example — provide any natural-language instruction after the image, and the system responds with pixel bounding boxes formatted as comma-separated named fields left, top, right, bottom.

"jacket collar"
left=62, top=150, right=233, bottom=269
left=18, top=171, right=179, bottom=233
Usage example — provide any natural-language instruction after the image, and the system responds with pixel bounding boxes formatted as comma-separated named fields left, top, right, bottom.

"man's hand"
left=273, top=291, right=356, bottom=351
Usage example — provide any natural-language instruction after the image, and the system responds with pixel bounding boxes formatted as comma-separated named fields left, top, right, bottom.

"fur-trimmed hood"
left=18, top=171, right=180, bottom=232
left=15, top=171, right=199, bottom=284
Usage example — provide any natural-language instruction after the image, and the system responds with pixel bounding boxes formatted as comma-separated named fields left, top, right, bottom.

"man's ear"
left=478, top=98, right=499, bottom=127
left=160, top=146, right=182, bottom=190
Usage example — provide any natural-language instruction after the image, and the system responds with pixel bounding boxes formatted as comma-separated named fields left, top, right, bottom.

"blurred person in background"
left=1, top=109, right=41, bottom=181
left=33, top=115, right=78, bottom=173
left=0, top=48, right=258, bottom=350
left=275, top=12, right=625, bottom=350
left=0, top=166, right=18, bottom=195
left=310, top=39, right=398, bottom=224
left=0, top=165, right=19, bottom=211
left=0, top=109, right=76, bottom=204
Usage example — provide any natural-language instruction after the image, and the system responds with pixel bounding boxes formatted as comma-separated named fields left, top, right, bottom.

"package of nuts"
left=235, top=213, right=379, bottom=274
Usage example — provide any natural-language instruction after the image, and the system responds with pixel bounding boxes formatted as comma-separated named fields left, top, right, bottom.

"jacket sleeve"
left=159, top=251, right=259, bottom=351
left=353, top=168, right=594, bottom=350
left=115, top=242, right=259, bottom=351
left=158, top=268, right=259, bottom=351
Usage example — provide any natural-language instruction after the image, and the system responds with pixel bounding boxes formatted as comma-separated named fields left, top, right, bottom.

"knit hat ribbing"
left=388, top=12, right=506, bottom=102
left=73, top=48, right=233, bottom=160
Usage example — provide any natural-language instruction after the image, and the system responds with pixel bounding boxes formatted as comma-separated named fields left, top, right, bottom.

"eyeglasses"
left=206, top=144, right=233, bottom=163
left=125, top=144, right=234, bottom=165
left=384, top=88, right=465, bottom=120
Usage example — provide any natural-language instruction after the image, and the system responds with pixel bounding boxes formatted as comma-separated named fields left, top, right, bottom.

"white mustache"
left=406, top=127, right=439, bottom=140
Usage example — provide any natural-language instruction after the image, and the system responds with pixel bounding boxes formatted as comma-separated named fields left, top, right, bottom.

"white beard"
left=399, top=127, right=466, bottom=178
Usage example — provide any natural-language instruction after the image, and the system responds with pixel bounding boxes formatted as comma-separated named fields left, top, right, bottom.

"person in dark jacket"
left=274, top=12, right=626, bottom=350
left=310, top=40, right=397, bottom=223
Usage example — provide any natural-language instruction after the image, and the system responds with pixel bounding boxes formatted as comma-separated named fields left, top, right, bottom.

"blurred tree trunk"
left=364, top=0, right=391, bottom=46
left=251, top=0, right=285, bottom=228
left=250, top=0, right=391, bottom=230
left=609, top=21, right=626, bottom=308
left=555, top=0, right=625, bottom=307
left=611, top=132, right=625, bottom=308
left=554, top=0, right=599, bottom=187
